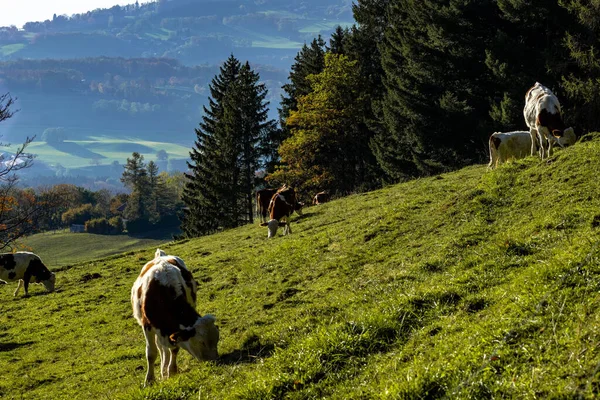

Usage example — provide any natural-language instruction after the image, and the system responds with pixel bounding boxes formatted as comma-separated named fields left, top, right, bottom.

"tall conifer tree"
left=181, top=56, right=274, bottom=237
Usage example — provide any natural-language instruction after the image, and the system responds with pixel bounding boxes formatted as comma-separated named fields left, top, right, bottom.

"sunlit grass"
left=2, top=136, right=600, bottom=399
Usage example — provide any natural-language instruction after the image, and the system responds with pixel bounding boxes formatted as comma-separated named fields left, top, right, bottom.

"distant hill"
left=0, top=0, right=352, bottom=186
left=0, top=0, right=353, bottom=68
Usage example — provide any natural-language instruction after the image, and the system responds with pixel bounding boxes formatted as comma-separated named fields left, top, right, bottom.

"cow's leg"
left=143, top=329, right=159, bottom=385
left=529, top=128, right=538, bottom=156
left=488, top=145, right=496, bottom=169
left=167, top=347, right=179, bottom=377
left=548, top=135, right=556, bottom=157
left=13, top=280, right=23, bottom=296
left=22, top=277, right=30, bottom=296
left=538, top=127, right=552, bottom=159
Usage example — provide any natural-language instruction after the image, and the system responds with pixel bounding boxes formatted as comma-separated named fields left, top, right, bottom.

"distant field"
left=0, top=43, right=26, bottom=56
left=20, top=230, right=175, bottom=267
left=229, top=26, right=303, bottom=49
left=145, top=28, right=175, bottom=40
left=7, top=137, right=190, bottom=169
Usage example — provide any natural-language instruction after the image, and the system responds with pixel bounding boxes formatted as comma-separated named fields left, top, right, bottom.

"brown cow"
left=131, top=249, right=219, bottom=385
left=261, top=186, right=299, bottom=238
left=256, top=186, right=303, bottom=224
left=312, top=191, right=330, bottom=205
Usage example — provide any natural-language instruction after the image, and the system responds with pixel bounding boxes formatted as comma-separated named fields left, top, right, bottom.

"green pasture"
left=229, top=26, right=303, bottom=49
left=20, top=230, right=175, bottom=267
left=0, top=43, right=26, bottom=56
left=2, top=136, right=600, bottom=398
left=7, top=137, right=190, bottom=169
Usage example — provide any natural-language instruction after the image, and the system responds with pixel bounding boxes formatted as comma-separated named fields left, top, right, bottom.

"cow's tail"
left=488, top=134, right=500, bottom=169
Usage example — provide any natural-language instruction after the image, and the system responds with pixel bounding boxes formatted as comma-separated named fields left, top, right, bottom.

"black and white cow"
left=0, top=252, right=56, bottom=296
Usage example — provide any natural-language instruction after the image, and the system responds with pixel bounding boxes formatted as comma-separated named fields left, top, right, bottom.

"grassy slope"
left=2, top=137, right=600, bottom=399
left=20, top=231, right=172, bottom=267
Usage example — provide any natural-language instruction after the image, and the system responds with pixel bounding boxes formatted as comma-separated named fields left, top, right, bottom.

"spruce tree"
left=279, top=36, right=326, bottom=133
left=181, top=56, right=274, bottom=237
left=327, top=26, right=348, bottom=55
left=181, top=55, right=241, bottom=237
left=121, top=152, right=149, bottom=221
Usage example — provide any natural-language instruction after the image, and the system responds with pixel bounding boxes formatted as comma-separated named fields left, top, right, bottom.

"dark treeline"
left=180, top=0, right=600, bottom=237
left=275, top=0, right=600, bottom=187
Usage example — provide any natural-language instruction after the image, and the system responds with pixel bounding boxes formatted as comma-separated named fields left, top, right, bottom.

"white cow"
left=131, top=249, right=219, bottom=385
left=488, top=128, right=576, bottom=168
left=524, top=82, right=568, bottom=159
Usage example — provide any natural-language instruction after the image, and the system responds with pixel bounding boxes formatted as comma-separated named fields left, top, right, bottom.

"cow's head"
left=41, top=272, right=56, bottom=292
left=267, top=219, right=279, bottom=238
left=556, top=127, right=577, bottom=148
left=170, top=314, right=219, bottom=361
left=294, top=201, right=304, bottom=215
left=538, top=107, right=566, bottom=138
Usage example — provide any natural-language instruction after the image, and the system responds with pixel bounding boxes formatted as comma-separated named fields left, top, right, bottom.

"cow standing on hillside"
left=257, top=186, right=304, bottom=225
left=0, top=252, right=56, bottom=296
left=524, top=82, right=568, bottom=159
left=262, top=186, right=299, bottom=238
left=488, top=129, right=577, bottom=168
left=131, top=249, right=219, bottom=385
left=313, top=191, right=330, bottom=205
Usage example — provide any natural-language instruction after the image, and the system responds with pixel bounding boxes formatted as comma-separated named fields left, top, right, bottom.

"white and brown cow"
left=0, top=252, right=55, bottom=296
left=261, top=186, right=299, bottom=238
left=312, top=191, right=330, bottom=205
left=256, top=186, right=304, bottom=225
left=524, top=82, right=568, bottom=159
left=488, top=128, right=577, bottom=169
left=131, top=249, right=219, bottom=385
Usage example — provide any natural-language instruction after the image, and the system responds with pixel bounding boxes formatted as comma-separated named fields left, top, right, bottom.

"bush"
left=85, top=216, right=124, bottom=234
left=62, top=204, right=99, bottom=225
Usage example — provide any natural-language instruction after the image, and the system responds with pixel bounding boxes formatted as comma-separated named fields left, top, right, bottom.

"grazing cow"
left=256, top=188, right=277, bottom=224
left=131, top=249, right=219, bottom=385
left=262, top=186, right=299, bottom=238
left=0, top=252, right=55, bottom=296
left=524, top=82, right=568, bottom=159
left=256, top=186, right=304, bottom=224
left=488, top=129, right=577, bottom=168
left=312, top=191, right=331, bottom=205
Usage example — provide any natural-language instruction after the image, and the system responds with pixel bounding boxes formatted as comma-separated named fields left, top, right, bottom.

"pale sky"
left=0, top=0, right=137, bottom=28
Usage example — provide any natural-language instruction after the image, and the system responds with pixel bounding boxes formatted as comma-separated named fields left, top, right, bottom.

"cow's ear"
left=169, top=328, right=196, bottom=344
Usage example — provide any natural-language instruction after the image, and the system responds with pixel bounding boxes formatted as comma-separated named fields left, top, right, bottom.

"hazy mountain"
left=0, top=0, right=353, bottom=185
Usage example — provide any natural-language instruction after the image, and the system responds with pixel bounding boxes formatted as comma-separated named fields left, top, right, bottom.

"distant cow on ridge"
left=488, top=129, right=577, bottom=168
left=0, top=252, right=55, bottom=296
left=524, top=82, right=568, bottom=159
left=313, top=191, right=330, bottom=205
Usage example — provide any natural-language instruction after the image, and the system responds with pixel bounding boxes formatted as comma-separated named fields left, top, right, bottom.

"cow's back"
left=524, top=82, right=564, bottom=131
left=0, top=252, right=38, bottom=282
left=132, top=258, right=198, bottom=332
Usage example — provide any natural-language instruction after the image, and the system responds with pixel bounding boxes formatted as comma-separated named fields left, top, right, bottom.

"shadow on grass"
left=219, top=335, right=275, bottom=365
left=0, top=341, right=34, bottom=352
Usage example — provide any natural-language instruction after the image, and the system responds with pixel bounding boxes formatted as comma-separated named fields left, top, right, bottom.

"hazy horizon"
left=0, top=0, right=139, bottom=28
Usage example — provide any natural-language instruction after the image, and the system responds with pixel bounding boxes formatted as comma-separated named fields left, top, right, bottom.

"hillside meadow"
left=2, top=136, right=600, bottom=399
